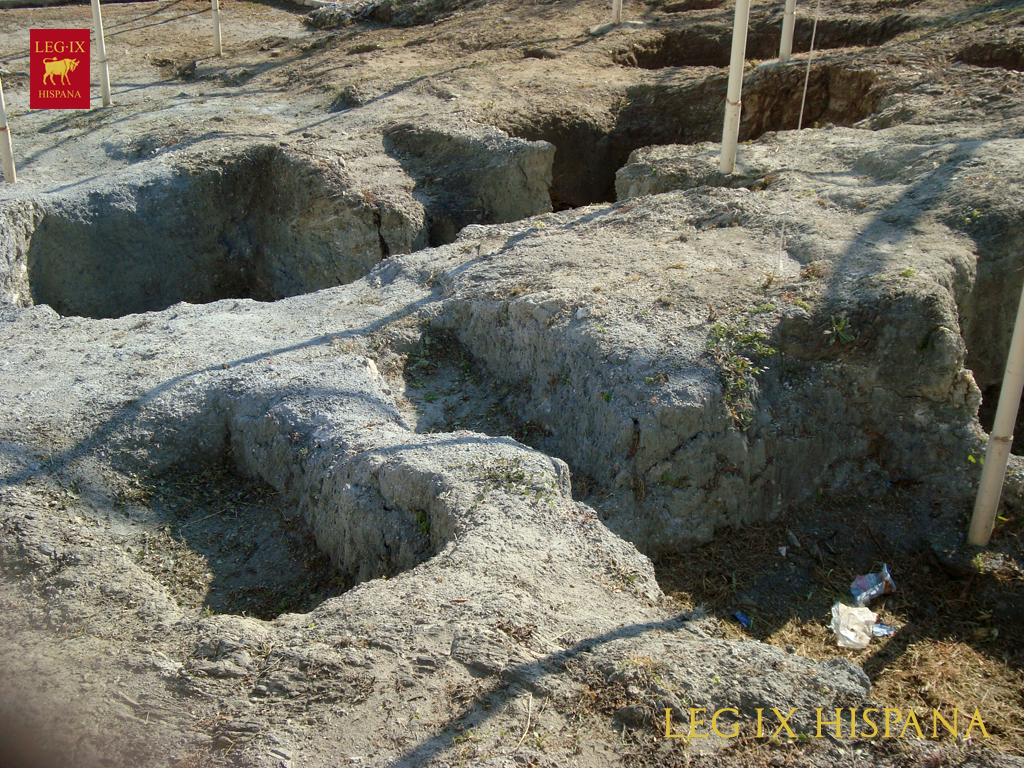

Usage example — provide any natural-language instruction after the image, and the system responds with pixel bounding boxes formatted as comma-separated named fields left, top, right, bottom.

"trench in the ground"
left=957, top=40, right=1024, bottom=72
left=611, top=14, right=919, bottom=70
left=374, top=143, right=1024, bottom=551
left=499, top=58, right=886, bottom=209
left=12, top=130, right=553, bottom=320
left=967, top=262, right=1024, bottom=455
left=115, top=425, right=443, bottom=619
left=975, top=385, right=1024, bottom=454
left=945, top=179, right=1024, bottom=454
left=393, top=306, right=983, bottom=559
left=104, top=462, right=346, bottom=620
left=387, top=326, right=555, bottom=451
left=16, top=145, right=386, bottom=320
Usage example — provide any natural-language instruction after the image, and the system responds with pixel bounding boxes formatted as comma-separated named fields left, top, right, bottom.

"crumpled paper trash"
left=850, top=563, right=896, bottom=606
left=831, top=602, right=878, bottom=649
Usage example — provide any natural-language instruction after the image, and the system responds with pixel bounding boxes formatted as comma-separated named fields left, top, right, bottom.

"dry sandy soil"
left=1, top=0, right=1023, bottom=766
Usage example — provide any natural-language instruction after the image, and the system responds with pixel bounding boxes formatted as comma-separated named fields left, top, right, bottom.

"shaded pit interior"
left=24, top=145, right=384, bottom=320
left=111, top=463, right=346, bottom=620
left=659, top=0, right=724, bottom=13
left=959, top=202, right=1024, bottom=454
left=977, top=385, right=1024, bottom=456
left=501, top=59, right=884, bottom=208
left=958, top=39, right=1024, bottom=72
left=500, top=111, right=624, bottom=210
left=402, top=327, right=552, bottom=448
left=612, top=15, right=919, bottom=70
left=107, top=425, right=442, bottom=620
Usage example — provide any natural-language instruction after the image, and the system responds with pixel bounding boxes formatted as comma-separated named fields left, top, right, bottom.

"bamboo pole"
left=779, top=0, right=797, bottom=64
left=719, top=0, right=751, bottom=174
left=212, top=0, right=223, bottom=56
left=612, top=0, right=622, bottom=26
left=91, top=0, right=111, bottom=107
left=0, top=73, right=15, bottom=183
left=969, top=278, right=1024, bottom=546
left=796, top=0, right=820, bottom=132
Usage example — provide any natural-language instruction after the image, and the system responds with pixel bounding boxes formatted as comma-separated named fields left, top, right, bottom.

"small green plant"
left=602, top=391, right=612, bottom=402
left=994, top=512, right=1016, bottom=535
left=423, top=392, right=438, bottom=403
left=751, top=302, right=776, bottom=314
left=825, top=314, right=855, bottom=345
left=706, top=321, right=776, bottom=429
left=708, top=322, right=776, bottom=358
left=899, top=267, right=917, bottom=278
left=415, top=509, right=431, bottom=537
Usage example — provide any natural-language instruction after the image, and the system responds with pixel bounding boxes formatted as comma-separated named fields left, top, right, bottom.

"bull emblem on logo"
left=42, top=57, right=80, bottom=87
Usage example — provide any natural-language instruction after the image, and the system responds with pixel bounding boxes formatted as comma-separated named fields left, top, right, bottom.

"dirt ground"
left=1, top=0, right=1024, bottom=766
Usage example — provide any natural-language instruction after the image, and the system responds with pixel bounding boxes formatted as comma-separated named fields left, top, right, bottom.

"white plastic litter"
left=831, top=602, right=877, bottom=650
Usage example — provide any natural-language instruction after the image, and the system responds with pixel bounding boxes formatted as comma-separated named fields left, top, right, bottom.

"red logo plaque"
left=30, top=29, right=91, bottom=110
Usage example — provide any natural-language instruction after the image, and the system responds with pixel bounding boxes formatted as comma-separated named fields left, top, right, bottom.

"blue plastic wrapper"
left=733, top=611, right=751, bottom=629
left=872, top=622, right=895, bottom=637
left=850, top=563, right=896, bottom=606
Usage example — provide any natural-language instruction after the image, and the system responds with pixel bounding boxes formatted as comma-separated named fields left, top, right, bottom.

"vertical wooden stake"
left=719, top=0, right=751, bottom=174
left=796, top=0, right=821, bottom=132
left=0, top=73, right=16, bottom=183
left=213, top=0, right=223, bottom=57
left=779, top=0, right=797, bottom=64
left=91, top=0, right=112, bottom=107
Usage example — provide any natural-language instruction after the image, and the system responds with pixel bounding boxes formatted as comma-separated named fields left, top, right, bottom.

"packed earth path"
left=1, top=0, right=1023, bottom=766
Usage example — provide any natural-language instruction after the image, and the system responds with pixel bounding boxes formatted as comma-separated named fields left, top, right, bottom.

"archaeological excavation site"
left=0, top=0, right=1023, bottom=765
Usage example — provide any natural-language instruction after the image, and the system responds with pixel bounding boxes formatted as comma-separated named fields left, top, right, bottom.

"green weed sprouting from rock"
left=825, top=314, right=855, bottom=346
left=706, top=321, right=776, bottom=430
